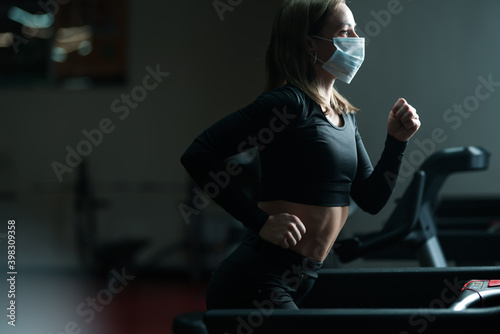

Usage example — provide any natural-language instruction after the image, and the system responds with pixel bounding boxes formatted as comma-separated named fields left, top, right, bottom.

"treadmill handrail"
left=335, top=171, right=425, bottom=263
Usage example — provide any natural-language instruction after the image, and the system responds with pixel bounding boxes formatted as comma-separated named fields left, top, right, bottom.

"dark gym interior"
left=0, top=1, right=499, bottom=333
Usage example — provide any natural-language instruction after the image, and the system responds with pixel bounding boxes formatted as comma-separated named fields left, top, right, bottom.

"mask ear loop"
left=308, top=32, right=318, bottom=64
left=311, top=52, right=318, bottom=64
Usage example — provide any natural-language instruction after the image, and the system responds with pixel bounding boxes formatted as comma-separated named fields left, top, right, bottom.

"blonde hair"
left=265, top=0, right=359, bottom=114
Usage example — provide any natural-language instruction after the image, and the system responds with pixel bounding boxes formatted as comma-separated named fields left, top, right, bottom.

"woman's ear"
left=306, top=35, right=316, bottom=52
left=305, top=35, right=317, bottom=58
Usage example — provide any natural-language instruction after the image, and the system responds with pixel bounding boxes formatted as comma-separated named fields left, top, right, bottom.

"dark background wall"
left=0, top=0, right=499, bottom=272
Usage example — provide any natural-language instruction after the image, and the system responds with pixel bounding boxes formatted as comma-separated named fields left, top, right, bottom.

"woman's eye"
left=340, top=30, right=349, bottom=36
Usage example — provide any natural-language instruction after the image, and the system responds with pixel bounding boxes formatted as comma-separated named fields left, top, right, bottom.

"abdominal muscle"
left=258, top=200, right=350, bottom=262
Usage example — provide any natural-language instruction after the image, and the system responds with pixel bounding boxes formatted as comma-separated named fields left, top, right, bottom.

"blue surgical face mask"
left=312, top=36, right=365, bottom=84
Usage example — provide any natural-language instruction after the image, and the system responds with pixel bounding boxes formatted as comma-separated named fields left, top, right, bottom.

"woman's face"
left=315, top=3, right=359, bottom=63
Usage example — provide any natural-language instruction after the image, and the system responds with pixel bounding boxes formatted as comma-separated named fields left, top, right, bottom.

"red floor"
left=102, top=278, right=208, bottom=334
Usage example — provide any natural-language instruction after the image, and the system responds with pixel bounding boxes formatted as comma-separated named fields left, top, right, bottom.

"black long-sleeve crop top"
left=181, top=84, right=408, bottom=233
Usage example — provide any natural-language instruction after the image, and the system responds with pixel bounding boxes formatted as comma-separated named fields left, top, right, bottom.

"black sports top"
left=181, top=84, right=407, bottom=233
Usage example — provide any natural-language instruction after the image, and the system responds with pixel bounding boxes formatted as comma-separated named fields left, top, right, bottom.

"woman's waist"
left=258, top=200, right=349, bottom=261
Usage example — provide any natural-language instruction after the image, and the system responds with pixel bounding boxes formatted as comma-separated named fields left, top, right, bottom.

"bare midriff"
left=258, top=200, right=350, bottom=262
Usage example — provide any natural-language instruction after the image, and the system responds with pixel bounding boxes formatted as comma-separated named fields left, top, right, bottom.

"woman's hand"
left=387, top=98, right=421, bottom=142
left=259, top=213, right=306, bottom=249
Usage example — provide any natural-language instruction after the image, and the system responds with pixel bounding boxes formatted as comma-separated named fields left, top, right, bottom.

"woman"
left=181, top=0, right=420, bottom=310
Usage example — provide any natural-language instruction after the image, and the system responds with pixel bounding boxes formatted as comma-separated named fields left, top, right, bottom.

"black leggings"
left=206, top=231, right=323, bottom=310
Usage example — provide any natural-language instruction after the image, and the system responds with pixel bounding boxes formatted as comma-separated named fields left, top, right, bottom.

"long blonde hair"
left=265, top=0, right=358, bottom=114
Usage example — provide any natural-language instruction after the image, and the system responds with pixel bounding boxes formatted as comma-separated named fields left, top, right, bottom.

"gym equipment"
left=335, top=146, right=491, bottom=267
left=451, top=279, right=500, bottom=311
left=435, top=196, right=500, bottom=266
left=436, top=196, right=500, bottom=232
left=173, top=311, right=208, bottom=334
left=204, top=266, right=500, bottom=333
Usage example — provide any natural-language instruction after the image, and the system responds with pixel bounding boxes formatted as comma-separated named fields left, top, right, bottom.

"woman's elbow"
left=180, top=141, right=202, bottom=169
left=353, top=197, right=386, bottom=215
left=180, top=150, right=192, bottom=169
left=362, top=204, right=383, bottom=215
